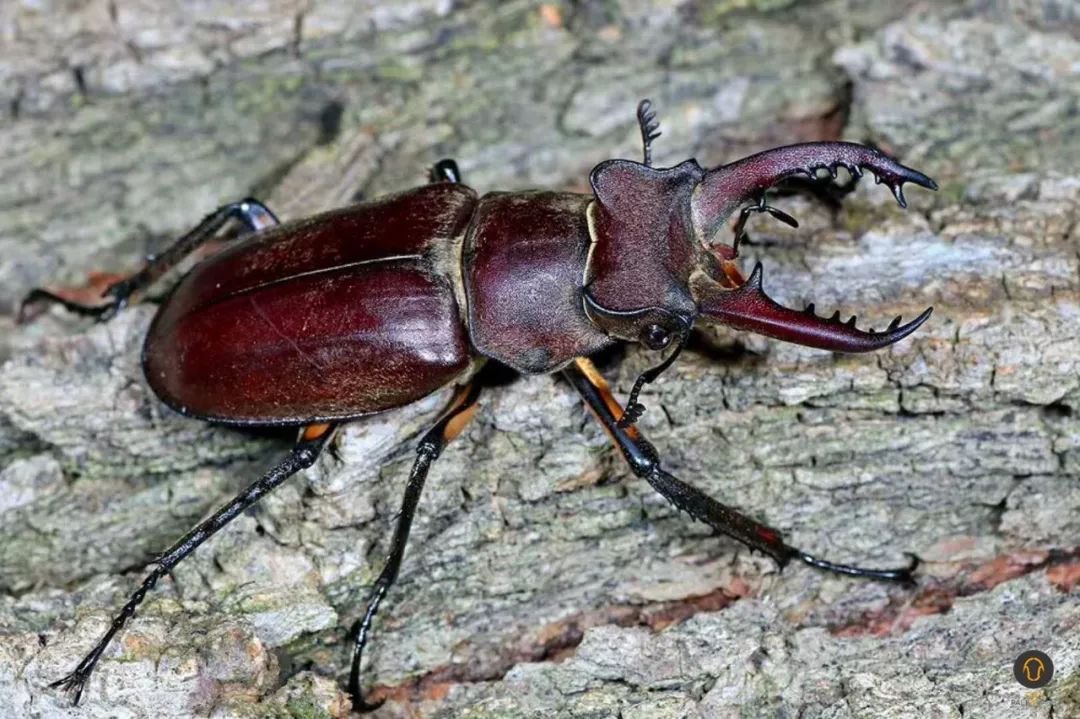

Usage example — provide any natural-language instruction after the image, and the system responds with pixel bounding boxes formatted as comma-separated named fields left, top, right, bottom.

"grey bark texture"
left=2, top=1, right=1079, bottom=717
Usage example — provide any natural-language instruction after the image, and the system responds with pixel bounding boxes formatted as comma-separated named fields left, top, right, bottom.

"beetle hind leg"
left=348, top=380, right=482, bottom=712
left=19, top=199, right=278, bottom=323
left=564, top=357, right=918, bottom=584
left=48, top=424, right=334, bottom=705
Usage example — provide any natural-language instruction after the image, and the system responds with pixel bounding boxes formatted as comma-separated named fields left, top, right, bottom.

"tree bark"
left=1, top=1, right=1078, bottom=717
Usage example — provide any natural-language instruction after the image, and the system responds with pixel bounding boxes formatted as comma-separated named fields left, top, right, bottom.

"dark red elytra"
left=144, top=183, right=477, bottom=425
left=22, top=100, right=935, bottom=711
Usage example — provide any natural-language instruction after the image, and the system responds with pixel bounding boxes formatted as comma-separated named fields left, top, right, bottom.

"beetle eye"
left=642, top=324, right=672, bottom=350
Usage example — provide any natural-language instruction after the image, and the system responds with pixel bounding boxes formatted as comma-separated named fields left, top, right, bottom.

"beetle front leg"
left=348, top=380, right=482, bottom=712
left=48, top=423, right=334, bottom=705
left=564, top=358, right=918, bottom=583
left=19, top=199, right=279, bottom=322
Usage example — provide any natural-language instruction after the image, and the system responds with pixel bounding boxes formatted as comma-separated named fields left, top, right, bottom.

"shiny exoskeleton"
left=23, top=100, right=937, bottom=712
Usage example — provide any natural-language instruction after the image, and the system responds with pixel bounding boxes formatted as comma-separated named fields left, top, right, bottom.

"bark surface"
left=1, top=1, right=1079, bottom=718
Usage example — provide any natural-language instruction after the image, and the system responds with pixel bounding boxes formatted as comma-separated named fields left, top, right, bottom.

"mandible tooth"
left=890, top=183, right=908, bottom=209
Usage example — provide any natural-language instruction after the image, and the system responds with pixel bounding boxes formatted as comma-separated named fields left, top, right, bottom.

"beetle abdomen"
left=143, top=184, right=477, bottom=425
left=463, top=191, right=612, bottom=373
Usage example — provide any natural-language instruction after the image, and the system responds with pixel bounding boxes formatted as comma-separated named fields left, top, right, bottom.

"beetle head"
left=583, top=142, right=935, bottom=353
left=583, top=158, right=704, bottom=346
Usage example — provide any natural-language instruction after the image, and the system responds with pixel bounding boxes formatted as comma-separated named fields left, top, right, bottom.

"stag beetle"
left=21, top=99, right=936, bottom=711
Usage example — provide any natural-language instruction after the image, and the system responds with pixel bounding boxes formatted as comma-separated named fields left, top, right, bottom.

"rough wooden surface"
left=2, top=1, right=1079, bottom=717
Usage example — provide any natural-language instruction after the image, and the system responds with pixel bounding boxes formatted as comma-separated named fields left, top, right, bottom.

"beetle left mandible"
left=21, top=99, right=936, bottom=712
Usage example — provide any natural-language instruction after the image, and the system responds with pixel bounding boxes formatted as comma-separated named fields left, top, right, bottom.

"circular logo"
left=1013, top=650, right=1054, bottom=689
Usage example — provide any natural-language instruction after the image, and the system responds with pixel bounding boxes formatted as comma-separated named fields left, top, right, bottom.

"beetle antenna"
left=616, top=330, right=688, bottom=429
left=636, top=99, right=662, bottom=167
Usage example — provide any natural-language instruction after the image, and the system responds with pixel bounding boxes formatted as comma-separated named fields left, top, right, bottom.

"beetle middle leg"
left=564, top=357, right=918, bottom=583
left=49, top=422, right=335, bottom=705
left=348, top=380, right=483, bottom=711
left=19, top=198, right=279, bottom=322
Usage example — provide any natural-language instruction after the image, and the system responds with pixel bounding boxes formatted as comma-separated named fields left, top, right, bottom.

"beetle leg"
left=19, top=199, right=279, bottom=323
left=48, top=424, right=335, bottom=706
left=429, top=158, right=462, bottom=184
left=348, top=381, right=482, bottom=712
left=564, top=357, right=918, bottom=583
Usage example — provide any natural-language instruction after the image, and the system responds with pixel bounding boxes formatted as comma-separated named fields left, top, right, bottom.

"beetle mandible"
left=21, top=99, right=937, bottom=711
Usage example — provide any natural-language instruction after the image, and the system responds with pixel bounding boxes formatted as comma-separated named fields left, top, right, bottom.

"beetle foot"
left=796, top=549, right=920, bottom=584
left=49, top=668, right=91, bottom=706
left=349, top=688, right=386, bottom=714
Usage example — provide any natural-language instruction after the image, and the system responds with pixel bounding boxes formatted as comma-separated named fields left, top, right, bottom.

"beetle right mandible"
left=23, top=99, right=936, bottom=711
